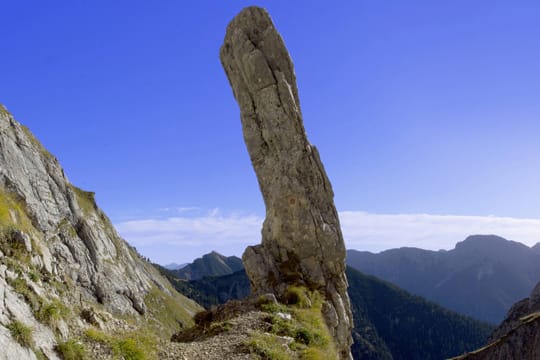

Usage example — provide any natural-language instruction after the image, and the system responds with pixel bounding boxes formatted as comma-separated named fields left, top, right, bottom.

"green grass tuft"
left=56, top=340, right=86, bottom=360
left=7, top=320, right=33, bottom=348
left=284, top=286, right=312, bottom=308
left=84, top=328, right=157, bottom=360
left=111, top=338, right=147, bottom=360
left=252, top=287, right=337, bottom=360
left=244, top=333, right=291, bottom=360
left=36, top=299, right=70, bottom=327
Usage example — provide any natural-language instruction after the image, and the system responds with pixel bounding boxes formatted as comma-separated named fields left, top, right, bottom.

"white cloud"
left=339, top=211, right=540, bottom=252
left=115, top=210, right=540, bottom=264
left=115, top=211, right=263, bottom=264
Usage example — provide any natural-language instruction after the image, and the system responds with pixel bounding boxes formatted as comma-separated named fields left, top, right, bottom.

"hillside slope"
left=0, top=104, right=201, bottom=359
left=172, top=251, right=243, bottom=280
left=347, top=235, right=540, bottom=323
left=158, top=256, right=493, bottom=359
left=346, top=267, right=492, bottom=359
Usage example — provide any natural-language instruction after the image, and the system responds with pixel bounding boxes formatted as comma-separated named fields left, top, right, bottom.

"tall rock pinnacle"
left=220, top=6, right=353, bottom=359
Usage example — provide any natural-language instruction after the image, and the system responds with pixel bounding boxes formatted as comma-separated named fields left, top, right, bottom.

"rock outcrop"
left=220, top=7, right=353, bottom=359
left=452, top=281, right=540, bottom=360
left=0, top=104, right=200, bottom=359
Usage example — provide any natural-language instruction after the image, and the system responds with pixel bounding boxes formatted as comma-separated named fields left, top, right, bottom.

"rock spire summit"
left=220, top=6, right=353, bottom=359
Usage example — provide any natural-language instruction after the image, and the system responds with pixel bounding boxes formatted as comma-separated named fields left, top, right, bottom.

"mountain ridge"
left=347, top=234, right=540, bottom=323
left=172, top=251, right=243, bottom=280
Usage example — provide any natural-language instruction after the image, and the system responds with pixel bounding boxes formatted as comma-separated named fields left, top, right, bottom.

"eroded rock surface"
left=220, top=7, right=353, bottom=359
left=0, top=104, right=201, bottom=359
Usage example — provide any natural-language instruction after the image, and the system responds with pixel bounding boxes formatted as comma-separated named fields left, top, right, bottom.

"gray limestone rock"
left=0, top=104, right=201, bottom=356
left=0, top=105, right=162, bottom=316
left=220, top=7, right=353, bottom=359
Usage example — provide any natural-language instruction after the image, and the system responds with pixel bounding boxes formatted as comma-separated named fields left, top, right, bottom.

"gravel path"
left=159, top=311, right=268, bottom=360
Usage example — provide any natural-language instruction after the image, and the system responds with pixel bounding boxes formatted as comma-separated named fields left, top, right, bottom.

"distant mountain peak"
left=460, top=234, right=509, bottom=245
left=347, top=234, right=540, bottom=324
left=163, top=262, right=188, bottom=270
left=172, top=251, right=243, bottom=280
left=455, top=234, right=530, bottom=252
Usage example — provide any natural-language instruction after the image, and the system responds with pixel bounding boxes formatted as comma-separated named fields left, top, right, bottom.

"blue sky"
left=2, top=1, right=540, bottom=263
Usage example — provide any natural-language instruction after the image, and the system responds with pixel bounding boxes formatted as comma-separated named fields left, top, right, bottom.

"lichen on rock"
left=220, top=6, right=353, bottom=359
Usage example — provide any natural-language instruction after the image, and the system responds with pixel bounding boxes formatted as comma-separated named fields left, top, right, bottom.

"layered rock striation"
left=0, top=104, right=200, bottom=359
left=220, top=7, right=353, bottom=359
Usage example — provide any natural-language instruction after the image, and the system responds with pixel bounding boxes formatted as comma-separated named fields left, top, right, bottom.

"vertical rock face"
left=220, top=7, right=353, bottom=359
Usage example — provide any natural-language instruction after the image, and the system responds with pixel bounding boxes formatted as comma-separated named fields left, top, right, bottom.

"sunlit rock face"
left=0, top=105, right=199, bottom=359
left=220, top=7, right=353, bottom=359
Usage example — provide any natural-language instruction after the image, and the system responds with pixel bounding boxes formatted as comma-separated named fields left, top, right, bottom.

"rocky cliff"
left=220, top=7, right=353, bottom=359
left=452, top=282, right=540, bottom=359
left=0, top=104, right=200, bottom=359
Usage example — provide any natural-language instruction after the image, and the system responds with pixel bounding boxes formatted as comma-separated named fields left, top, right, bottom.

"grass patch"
left=0, top=190, right=35, bottom=233
left=56, top=340, right=86, bottom=360
left=144, top=285, right=198, bottom=336
left=34, top=349, right=48, bottom=360
left=36, top=299, right=70, bottom=327
left=244, top=333, right=291, bottom=360
left=71, top=186, right=96, bottom=215
left=258, top=301, right=291, bottom=315
left=284, top=286, right=312, bottom=308
left=112, top=338, right=147, bottom=360
left=252, top=287, right=337, bottom=360
left=84, top=328, right=157, bottom=360
left=7, top=320, right=33, bottom=348
left=84, top=328, right=108, bottom=343
left=0, top=225, right=32, bottom=265
left=209, top=320, right=233, bottom=334
left=7, top=275, right=43, bottom=311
